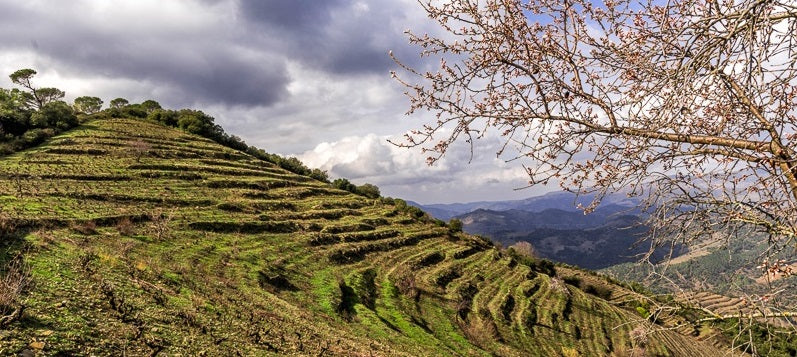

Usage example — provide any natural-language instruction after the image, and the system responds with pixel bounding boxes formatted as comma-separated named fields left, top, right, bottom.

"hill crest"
left=0, top=118, right=728, bottom=355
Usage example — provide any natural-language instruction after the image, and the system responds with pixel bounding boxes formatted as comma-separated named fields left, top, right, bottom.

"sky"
left=0, top=0, right=551, bottom=204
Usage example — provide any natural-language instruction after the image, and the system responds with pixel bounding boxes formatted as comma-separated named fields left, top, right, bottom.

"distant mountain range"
left=410, top=192, right=678, bottom=269
left=409, top=191, right=639, bottom=220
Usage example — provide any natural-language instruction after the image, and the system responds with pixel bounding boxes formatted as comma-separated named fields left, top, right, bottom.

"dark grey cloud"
left=239, top=0, right=422, bottom=75
left=0, top=0, right=429, bottom=108
left=0, top=1, right=289, bottom=107
left=239, top=0, right=345, bottom=30
left=58, top=41, right=289, bottom=107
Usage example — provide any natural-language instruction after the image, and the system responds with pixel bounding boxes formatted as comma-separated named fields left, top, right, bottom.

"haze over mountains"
left=411, top=192, right=676, bottom=269
left=411, top=191, right=640, bottom=220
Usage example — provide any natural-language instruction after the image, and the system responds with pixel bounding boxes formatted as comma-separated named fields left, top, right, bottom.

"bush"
left=355, top=183, right=380, bottom=199
left=508, top=248, right=556, bottom=277
left=333, top=178, right=357, bottom=193
left=147, top=109, right=178, bottom=126
left=449, top=218, right=463, bottom=233
left=393, top=199, right=408, bottom=211
left=407, top=206, right=426, bottom=219
left=0, top=254, right=31, bottom=327
left=71, top=220, right=98, bottom=235
left=562, top=276, right=582, bottom=287
left=116, top=217, right=135, bottom=236
left=583, top=284, right=612, bottom=300
left=30, top=101, right=77, bottom=131
left=458, top=315, right=499, bottom=349
left=21, top=128, right=55, bottom=147
left=395, top=272, right=419, bottom=301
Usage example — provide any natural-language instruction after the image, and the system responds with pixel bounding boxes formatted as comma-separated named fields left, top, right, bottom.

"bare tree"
left=392, top=0, right=797, bottom=256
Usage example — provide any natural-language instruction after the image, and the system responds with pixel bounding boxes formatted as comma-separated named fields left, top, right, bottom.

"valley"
left=413, top=194, right=676, bottom=270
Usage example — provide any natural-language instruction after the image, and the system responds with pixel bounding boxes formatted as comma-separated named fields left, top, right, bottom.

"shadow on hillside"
left=0, top=225, right=32, bottom=270
left=0, top=222, right=33, bottom=330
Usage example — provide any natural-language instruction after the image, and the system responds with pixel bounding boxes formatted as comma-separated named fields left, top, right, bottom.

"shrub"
left=583, top=284, right=613, bottom=300
left=448, top=218, right=463, bottom=233
left=30, top=101, right=77, bottom=131
left=147, top=109, right=179, bottom=126
left=0, top=254, right=31, bottom=327
left=562, top=276, right=582, bottom=287
left=393, top=199, right=408, bottom=211
left=396, top=273, right=419, bottom=301
left=116, top=217, right=135, bottom=236
left=355, top=183, right=380, bottom=199
left=149, top=209, right=173, bottom=241
left=332, top=178, right=357, bottom=193
left=130, top=139, right=152, bottom=162
left=508, top=247, right=557, bottom=278
left=71, top=220, right=98, bottom=235
left=459, top=315, right=500, bottom=348
left=21, top=128, right=54, bottom=147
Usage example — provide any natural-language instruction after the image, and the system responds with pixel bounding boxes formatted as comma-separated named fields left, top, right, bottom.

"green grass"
left=0, top=117, right=733, bottom=356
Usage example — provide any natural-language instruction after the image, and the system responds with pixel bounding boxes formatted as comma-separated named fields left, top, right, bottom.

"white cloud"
left=298, top=132, right=545, bottom=204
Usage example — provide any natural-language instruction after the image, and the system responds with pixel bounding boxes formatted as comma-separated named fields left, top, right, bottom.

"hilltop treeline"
left=104, top=104, right=331, bottom=183
left=0, top=69, right=331, bottom=180
left=0, top=69, right=78, bottom=154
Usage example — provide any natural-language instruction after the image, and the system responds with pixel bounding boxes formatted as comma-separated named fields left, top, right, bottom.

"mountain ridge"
left=410, top=191, right=641, bottom=220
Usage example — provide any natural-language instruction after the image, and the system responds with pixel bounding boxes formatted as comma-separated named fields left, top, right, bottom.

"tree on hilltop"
left=0, top=88, right=30, bottom=136
left=73, top=96, right=103, bottom=114
left=140, top=99, right=162, bottom=114
left=392, top=0, right=797, bottom=260
left=109, top=98, right=129, bottom=109
left=356, top=183, right=381, bottom=199
left=333, top=178, right=358, bottom=193
left=9, top=69, right=65, bottom=109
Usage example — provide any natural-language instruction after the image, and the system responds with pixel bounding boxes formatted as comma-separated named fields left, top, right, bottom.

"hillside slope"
left=0, top=118, right=727, bottom=356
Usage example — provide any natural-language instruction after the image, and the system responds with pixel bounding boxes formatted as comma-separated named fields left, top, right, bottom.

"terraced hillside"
left=0, top=118, right=728, bottom=355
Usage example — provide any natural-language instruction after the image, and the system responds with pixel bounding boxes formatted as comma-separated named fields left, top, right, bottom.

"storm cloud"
left=239, top=0, right=424, bottom=74
left=0, top=1, right=289, bottom=107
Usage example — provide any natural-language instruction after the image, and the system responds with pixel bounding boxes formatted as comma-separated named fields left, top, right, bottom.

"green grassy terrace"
left=0, top=118, right=729, bottom=356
